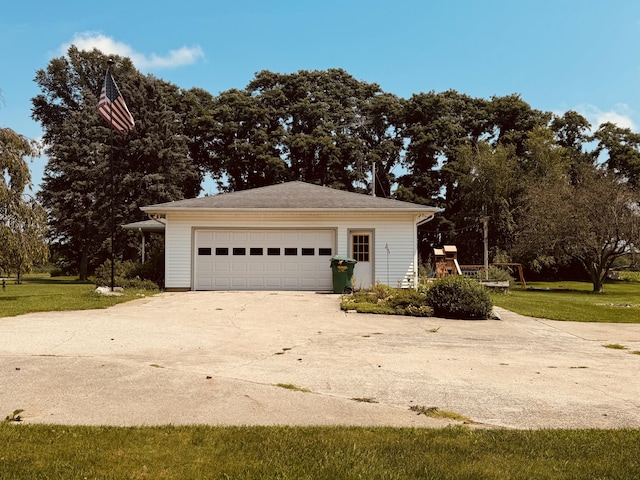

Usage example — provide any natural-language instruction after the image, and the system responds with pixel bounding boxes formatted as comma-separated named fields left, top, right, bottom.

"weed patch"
left=409, top=405, right=474, bottom=423
left=276, top=383, right=310, bottom=393
left=4, top=409, right=24, bottom=422
left=351, top=397, right=379, bottom=403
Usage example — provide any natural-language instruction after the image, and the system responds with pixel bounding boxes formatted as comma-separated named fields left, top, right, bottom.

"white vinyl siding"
left=163, top=211, right=420, bottom=290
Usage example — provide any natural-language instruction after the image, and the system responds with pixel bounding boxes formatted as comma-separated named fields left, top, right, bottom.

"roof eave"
left=141, top=207, right=440, bottom=215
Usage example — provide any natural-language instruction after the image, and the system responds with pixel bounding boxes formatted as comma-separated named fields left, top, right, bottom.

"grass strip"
left=1, top=424, right=640, bottom=479
left=491, top=280, right=640, bottom=323
left=0, top=276, right=158, bottom=318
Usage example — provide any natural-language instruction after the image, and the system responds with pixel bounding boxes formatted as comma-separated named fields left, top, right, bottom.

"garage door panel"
left=214, top=232, right=231, bottom=243
left=300, top=262, right=319, bottom=272
left=214, top=263, right=230, bottom=273
left=232, top=232, right=248, bottom=243
left=249, top=231, right=265, bottom=242
left=198, top=263, right=213, bottom=274
left=230, top=277, right=248, bottom=288
left=195, top=229, right=334, bottom=291
left=247, top=278, right=265, bottom=288
left=232, top=263, right=247, bottom=273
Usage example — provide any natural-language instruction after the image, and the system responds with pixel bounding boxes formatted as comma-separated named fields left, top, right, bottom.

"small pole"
left=481, top=216, right=490, bottom=281
left=371, top=161, right=376, bottom=197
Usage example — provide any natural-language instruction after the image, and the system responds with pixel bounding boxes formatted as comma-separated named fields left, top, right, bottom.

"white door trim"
left=348, top=229, right=374, bottom=290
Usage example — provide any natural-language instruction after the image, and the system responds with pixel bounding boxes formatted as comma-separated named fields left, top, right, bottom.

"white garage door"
left=194, top=229, right=335, bottom=291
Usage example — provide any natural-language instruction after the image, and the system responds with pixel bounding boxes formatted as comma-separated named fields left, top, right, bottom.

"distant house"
left=138, top=181, right=438, bottom=292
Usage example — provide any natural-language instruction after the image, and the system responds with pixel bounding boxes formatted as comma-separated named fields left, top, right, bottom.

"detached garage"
left=141, top=181, right=438, bottom=292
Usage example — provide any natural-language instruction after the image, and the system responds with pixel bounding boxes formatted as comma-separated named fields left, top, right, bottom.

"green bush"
left=425, top=276, right=493, bottom=319
left=349, top=303, right=396, bottom=315
left=618, top=271, right=640, bottom=283
left=473, top=266, right=513, bottom=283
left=385, top=288, right=427, bottom=309
left=341, top=286, right=431, bottom=317
left=92, top=260, right=159, bottom=290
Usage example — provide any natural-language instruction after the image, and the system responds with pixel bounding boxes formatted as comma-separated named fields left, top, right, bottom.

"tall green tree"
left=207, top=69, right=398, bottom=193
left=398, top=90, right=490, bottom=207
left=515, top=163, right=639, bottom=292
left=0, top=128, right=49, bottom=281
left=178, top=87, right=225, bottom=188
left=32, top=46, right=201, bottom=279
left=357, top=92, right=406, bottom=197
left=398, top=91, right=549, bottom=262
left=594, top=122, right=640, bottom=189
left=205, top=87, right=288, bottom=192
left=445, top=141, right=521, bottom=264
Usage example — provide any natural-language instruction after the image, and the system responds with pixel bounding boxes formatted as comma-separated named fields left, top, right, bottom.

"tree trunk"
left=589, top=263, right=605, bottom=293
left=79, top=246, right=89, bottom=281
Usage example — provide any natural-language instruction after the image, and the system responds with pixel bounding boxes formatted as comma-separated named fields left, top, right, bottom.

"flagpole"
left=98, top=58, right=134, bottom=292
left=108, top=59, right=115, bottom=292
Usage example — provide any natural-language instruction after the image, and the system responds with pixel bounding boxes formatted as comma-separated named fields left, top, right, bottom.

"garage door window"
left=284, top=248, right=297, bottom=256
left=250, top=248, right=263, bottom=256
left=318, top=248, right=332, bottom=256
left=233, top=248, right=246, bottom=255
left=198, top=248, right=212, bottom=256
left=216, top=248, right=229, bottom=255
left=267, top=248, right=280, bottom=256
left=302, top=248, right=314, bottom=256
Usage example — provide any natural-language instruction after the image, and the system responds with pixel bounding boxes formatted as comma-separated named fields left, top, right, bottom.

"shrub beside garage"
left=341, top=276, right=493, bottom=319
left=424, top=275, right=493, bottom=319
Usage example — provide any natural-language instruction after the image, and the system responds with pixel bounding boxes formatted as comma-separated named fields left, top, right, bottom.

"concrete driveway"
left=1, top=291, right=639, bottom=429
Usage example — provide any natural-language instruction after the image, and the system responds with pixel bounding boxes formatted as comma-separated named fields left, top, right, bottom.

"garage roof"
left=121, top=219, right=166, bottom=232
left=142, top=181, right=439, bottom=213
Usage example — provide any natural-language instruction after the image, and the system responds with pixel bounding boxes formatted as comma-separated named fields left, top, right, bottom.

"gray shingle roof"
left=142, top=181, right=438, bottom=213
left=121, top=219, right=166, bottom=232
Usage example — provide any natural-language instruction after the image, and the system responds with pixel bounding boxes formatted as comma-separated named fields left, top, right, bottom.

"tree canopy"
left=0, top=128, right=48, bottom=280
left=31, top=49, right=640, bottom=283
left=515, top=163, right=639, bottom=292
left=33, top=47, right=204, bottom=279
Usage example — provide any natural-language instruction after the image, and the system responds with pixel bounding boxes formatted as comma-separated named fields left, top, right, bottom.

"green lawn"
left=2, top=279, right=640, bottom=477
left=491, top=280, right=640, bottom=323
left=1, top=424, right=639, bottom=479
left=0, top=275, right=158, bottom=318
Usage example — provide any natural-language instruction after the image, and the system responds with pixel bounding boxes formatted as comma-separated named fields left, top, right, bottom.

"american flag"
left=98, top=66, right=135, bottom=135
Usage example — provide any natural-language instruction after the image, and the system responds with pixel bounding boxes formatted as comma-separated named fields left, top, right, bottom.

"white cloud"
left=576, top=103, right=636, bottom=131
left=58, top=32, right=204, bottom=70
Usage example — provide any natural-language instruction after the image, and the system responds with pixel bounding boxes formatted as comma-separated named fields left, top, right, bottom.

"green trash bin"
left=330, top=255, right=358, bottom=293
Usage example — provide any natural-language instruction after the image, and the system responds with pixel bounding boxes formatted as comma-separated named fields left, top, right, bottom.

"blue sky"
left=2, top=0, right=639, bottom=195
